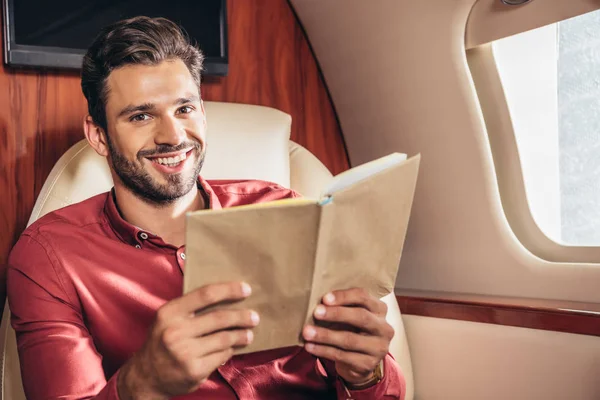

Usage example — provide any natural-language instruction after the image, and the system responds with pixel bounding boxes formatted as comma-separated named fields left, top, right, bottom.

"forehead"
left=105, top=59, right=199, bottom=113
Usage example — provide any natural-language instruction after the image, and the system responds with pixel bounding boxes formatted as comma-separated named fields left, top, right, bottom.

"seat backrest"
left=0, top=101, right=414, bottom=400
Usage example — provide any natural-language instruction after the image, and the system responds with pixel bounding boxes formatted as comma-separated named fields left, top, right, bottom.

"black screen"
left=12, top=0, right=224, bottom=58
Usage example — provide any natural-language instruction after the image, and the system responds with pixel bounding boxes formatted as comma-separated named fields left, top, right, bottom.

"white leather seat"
left=0, top=101, right=414, bottom=400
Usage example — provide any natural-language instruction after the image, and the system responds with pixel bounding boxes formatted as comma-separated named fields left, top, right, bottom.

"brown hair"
left=81, top=16, right=205, bottom=131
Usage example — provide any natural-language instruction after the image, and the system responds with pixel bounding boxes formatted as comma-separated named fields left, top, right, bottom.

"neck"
left=113, top=182, right=205, bottom=247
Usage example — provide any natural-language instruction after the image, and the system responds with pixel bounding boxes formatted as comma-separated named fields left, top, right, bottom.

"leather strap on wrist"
left=342, top=360, right=384, bottom=391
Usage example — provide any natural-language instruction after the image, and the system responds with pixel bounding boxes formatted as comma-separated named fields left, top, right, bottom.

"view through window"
left=493, top=10, right=600, bottom=246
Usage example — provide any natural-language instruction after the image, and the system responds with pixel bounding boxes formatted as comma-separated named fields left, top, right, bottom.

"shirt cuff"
left=95, top=370, right=122, bottom=400
left=335, top=355, right=405, bottom=400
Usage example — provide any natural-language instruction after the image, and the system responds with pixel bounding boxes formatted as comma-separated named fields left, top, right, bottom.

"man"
left=8, top=16, right=405, bottom=400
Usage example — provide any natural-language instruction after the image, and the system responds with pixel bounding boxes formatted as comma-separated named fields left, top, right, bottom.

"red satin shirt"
left=8, top=178, right=405, bottom=400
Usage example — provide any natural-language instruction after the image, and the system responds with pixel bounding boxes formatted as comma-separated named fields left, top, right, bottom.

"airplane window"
left=493, top=10, right=600, bottom=246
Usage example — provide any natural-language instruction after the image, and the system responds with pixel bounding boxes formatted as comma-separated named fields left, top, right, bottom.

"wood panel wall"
left=0, top=0, right=349, bottom=307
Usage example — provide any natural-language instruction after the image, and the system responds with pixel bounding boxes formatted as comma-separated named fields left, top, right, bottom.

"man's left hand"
left=302, top=288, right=394, bottom=386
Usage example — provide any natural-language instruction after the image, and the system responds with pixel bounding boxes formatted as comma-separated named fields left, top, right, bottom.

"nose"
left=155, top=116, right=186, bottom=146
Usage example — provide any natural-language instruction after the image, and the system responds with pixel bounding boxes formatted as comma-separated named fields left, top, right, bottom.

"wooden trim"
left=396, top=290, right=600, bottom=337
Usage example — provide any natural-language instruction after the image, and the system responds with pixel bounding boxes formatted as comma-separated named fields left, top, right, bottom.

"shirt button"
left=180, top=253, right=186, bottom=260
left=139, top=232, right=149, bottom=240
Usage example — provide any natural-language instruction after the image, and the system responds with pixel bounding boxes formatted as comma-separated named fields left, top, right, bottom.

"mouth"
left=145, top=148, right=195, bottom=172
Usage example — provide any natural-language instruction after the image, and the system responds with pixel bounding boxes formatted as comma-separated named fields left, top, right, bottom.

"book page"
left=184, top=202, right=321, bottom=354
left=310, top=154, right=421, bottom=324
left=320, top=153, right=407, bottom=198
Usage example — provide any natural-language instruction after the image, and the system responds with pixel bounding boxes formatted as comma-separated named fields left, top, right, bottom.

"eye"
left=177, top=105, right=194, bottom=114
left=130, top=113, right=150, bottom=122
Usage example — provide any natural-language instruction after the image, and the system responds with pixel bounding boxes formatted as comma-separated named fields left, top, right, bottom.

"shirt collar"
left=104, top=176, right=222, bottom=246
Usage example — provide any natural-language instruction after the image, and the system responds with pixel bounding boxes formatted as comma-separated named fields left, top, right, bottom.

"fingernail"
left=304, top=326, right=316, bottom=339
left=314, top=305, right=326, bottom=318
left=241, top=282, right=252, bottom=296
left=246, top=330, right=254, bottom=343
left=324, top=293, right=335, bottom=304
left=305, top=343, right=315, bottom=352
left=250, top=311, right=260, bottom=325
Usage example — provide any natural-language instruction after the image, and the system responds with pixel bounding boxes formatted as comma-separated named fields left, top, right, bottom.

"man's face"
left=103, top=59, right=206, bottom=205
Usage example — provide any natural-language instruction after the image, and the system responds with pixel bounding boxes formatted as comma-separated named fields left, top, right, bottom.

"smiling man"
left=7, top=17, right=405, bottom=400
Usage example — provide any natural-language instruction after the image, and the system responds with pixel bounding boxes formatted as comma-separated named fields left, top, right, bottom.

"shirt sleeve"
left=319, top=354, right=406, bottom=400
left=8, top=233, right=122, bottom=400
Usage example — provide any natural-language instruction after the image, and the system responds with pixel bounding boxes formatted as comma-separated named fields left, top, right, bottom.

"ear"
left=83, top=116, right=109, bottom=157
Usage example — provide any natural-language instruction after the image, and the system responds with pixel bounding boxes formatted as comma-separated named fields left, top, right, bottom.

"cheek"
left=111, top=125, right=153, bottom=160
left=186, top=117, right=207, bottom=143
left=196, top=131, right=207, bottom=150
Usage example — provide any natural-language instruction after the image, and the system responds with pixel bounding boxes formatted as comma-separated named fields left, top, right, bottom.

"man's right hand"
left=117, top=281, right=259, bottom=400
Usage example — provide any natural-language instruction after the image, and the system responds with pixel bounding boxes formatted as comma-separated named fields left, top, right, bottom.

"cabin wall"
left=0, top=0, right=348, bottom=307
left=291, top=0, right=600, bottom=303
left=290, top=2, right=600, bottom=398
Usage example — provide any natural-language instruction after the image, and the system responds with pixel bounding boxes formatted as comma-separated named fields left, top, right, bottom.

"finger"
left=195, top=309, right=260, bottom=336
left=171, top=329, right=254, bottom=359
left=322, top=288, right=386, bottom=316
left=158, top=282, right=252, bottom=321
left=199, top=329, right=254, bottom=356
left=313, top=305, right=393, bottom=338
left=304, top=343, right=379, bottom=377
left=303, top=325, right=388, bottom=356
left=184, top=347, right=235, bottom=386
left=198, top=347, right=235, bottom=371
left=165, top=309, right=260, bottom=342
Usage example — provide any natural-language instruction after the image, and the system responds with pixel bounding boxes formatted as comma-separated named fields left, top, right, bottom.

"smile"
left=145, top=148, right=194, bottom=170
left=152, top=151, right=187, bottom=167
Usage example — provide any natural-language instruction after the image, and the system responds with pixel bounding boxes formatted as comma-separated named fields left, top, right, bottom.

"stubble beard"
left=106, top=135, right=205, bottom=206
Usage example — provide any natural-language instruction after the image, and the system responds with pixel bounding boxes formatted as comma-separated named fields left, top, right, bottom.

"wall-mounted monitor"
left=2, top=0, right=228, bottom=75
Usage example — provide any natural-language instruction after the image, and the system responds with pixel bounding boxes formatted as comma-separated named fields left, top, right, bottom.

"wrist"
left=118, top=355, right=167, bottom=400
left=342, top=360, right=384, bottom=390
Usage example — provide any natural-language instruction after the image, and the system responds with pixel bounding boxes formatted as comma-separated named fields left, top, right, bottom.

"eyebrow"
left=117, top=95, right=201, bottom=119
left=175, top=95, right=201, bottom=106
left=117, top=103, right=155, bottom=119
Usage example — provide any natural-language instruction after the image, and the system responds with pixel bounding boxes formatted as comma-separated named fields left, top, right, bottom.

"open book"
left=184, top=153, right=420, bottom=354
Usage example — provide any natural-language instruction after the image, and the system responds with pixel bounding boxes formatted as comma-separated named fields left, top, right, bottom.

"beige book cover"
left=184, top=153, right=421, bottom=354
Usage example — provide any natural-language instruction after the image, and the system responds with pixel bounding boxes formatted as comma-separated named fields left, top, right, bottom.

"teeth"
left=152, top=151, right=189, bottom=166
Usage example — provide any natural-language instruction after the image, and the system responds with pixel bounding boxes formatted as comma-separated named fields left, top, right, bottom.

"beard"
left=106, top=135, right=205, bottom=206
